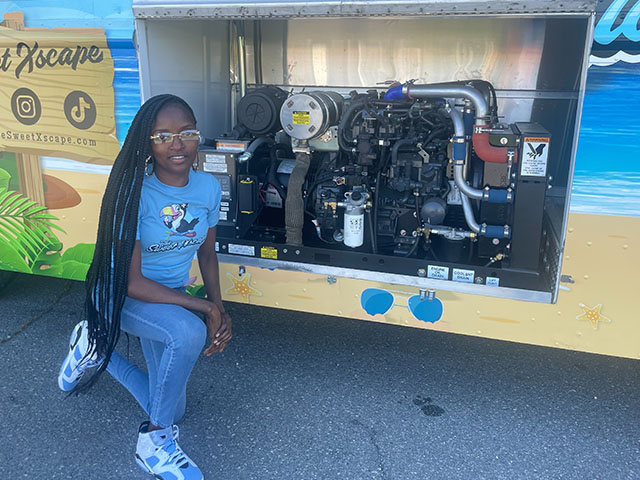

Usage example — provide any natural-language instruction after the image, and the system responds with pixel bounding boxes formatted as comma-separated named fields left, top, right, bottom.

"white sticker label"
left=222, top=190, right=230, bottom=197
left=220, top=201, right=229, bottom=207
left=228, top=244, right=255, bottom=256
left=203, top=162, right=228, bottom=173
left=219, top=211, right=228, bottom=221
left=486, top=277, right=500, bottom=286
left=215, top=241, right=219, bottom=252
left=521, top=137, right=549, bottom=177
left=220, top=206, right=229, bottom=212
left=447, top=181, right=462, bottom=205
left=205, top=154, right=228, bottom=163
left=427, top=265, right=449, bottom=280
left=452, top=268, right=475, bottom=283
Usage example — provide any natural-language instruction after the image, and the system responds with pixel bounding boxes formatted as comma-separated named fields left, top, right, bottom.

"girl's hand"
left=204, top=305, right=232, bottom=356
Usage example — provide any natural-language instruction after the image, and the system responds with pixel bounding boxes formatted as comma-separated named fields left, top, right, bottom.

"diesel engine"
left=200, top=80, right=551, bottom=288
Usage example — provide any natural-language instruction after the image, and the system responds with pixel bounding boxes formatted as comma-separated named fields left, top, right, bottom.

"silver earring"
left=144, top=155, right=153, bottom=177
left=192, top=157, right=199, bottom=172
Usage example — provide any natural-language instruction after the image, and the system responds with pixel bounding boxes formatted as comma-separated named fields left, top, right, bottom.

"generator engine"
left=203, top=80, right=551, bottom=279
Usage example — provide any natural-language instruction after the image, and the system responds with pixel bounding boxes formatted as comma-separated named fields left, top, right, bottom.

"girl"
left=58, top=94, right=231, bottom=480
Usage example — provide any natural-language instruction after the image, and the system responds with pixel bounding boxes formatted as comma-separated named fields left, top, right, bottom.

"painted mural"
left=0, top=1, right=638, bottom=359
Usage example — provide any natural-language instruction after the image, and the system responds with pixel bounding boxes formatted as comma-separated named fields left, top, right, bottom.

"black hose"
left=365, top=104, right=389, bottom=128
left=391, top=138, right=418, bottom=166
left=467, top=80, right=498, bottom=122
left=338, top=98, right=368, bottom=151
left=366, top=209, right=377, bottom=255
left=372, top=169, right=382, bottom=255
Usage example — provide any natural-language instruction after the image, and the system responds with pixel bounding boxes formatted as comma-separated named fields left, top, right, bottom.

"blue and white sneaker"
left=57, top=320, right=103, bottom=391
left=136, top=421, right=204, bottom=480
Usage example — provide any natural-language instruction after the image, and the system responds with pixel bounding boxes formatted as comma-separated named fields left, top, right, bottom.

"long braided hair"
left=75, top=94, right=197, bottom=394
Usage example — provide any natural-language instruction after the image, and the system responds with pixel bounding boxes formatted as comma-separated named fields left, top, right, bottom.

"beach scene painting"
left=0, top=1, right=638, bottom=359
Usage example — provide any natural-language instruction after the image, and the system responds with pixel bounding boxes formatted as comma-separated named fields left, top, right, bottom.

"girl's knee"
left=171, top=317, right=206, bottom=352
left=191, top=319, right=207, bottom=350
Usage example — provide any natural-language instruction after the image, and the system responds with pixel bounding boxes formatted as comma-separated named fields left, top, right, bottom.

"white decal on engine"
left=452, top=268, right=474, bottom=283
left=228, top=244, right=255, bottom=256
left=427, top=265, right=449, bottom=280
left=521, top=137, right=549, bottom=177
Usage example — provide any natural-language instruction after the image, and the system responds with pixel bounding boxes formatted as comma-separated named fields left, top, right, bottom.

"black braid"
left=73, top=94, right=196, bottom=394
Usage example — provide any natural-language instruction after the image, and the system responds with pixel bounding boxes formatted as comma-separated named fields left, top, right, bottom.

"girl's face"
left=150, top=104, right=198, bottom=186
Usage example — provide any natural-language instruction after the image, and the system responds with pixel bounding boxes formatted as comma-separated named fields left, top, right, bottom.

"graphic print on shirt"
left=161, top=203, right=200, bottom=237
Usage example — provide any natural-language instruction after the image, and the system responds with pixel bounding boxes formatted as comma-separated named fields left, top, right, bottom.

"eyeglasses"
left=360, top=287, right=444, bottom=323
left=150, top=130, right=201, bottom=145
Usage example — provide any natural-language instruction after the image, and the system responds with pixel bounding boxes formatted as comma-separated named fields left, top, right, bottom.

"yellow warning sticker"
left=523, top=137, right=550, bottom=143
left=261, top=246, right=278, bottom=259
left=293, top=111, right=310, bottom=125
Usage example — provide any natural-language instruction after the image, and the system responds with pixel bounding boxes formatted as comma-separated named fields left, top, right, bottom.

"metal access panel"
left=133, top=1, right=596, bottom=18
left=133, top=1, right=597, bottom=303
left=134, top=18, right=232, bottom=139
left=197, top=149, right=238, bottom=238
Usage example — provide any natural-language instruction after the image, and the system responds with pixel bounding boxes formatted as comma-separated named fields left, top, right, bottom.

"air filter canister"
left=237, top=86, right=288, bottom=135
left=279, top=91, right=343, bottom=140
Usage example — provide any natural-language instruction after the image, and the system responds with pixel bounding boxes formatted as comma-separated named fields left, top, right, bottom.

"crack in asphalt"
left=351, top=419, right=390, bottom=479
left=0, top=279, right=72, bottom=345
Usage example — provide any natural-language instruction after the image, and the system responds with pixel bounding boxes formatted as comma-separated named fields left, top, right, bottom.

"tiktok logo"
left=64, top=90, right=96, bottom=130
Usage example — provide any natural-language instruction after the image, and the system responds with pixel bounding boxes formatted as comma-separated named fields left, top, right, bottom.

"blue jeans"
left=106, top=296, right=207, bottom=428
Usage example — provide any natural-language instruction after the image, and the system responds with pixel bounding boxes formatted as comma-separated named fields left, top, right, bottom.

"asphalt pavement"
left=0, top=272, right=638, bottom=480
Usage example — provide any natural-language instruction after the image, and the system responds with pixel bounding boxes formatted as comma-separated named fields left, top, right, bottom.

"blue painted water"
left=107, top=38, right=140, bottom=143
left=572, top=171, right=640, bottom=216
left=573, top=62, right=640, bottom=216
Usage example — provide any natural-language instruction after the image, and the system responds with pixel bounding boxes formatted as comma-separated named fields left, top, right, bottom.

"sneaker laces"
left=82, top=356, right=104, bottom=369
left=164, top=439, right=189, bottom=468
left=77, top=352, right=105, bottom=373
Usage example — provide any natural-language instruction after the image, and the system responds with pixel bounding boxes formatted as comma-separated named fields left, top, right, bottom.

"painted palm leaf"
left=0, top=187, right=65, bottom=267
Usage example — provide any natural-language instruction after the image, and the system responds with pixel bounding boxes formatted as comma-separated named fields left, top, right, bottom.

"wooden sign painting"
left=0, top=12, right=120, bottom=164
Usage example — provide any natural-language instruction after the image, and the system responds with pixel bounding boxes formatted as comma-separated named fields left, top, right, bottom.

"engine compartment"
left=199, top=81, right=553, bottom=291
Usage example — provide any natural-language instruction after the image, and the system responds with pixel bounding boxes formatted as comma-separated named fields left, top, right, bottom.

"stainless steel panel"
left=133, top=0, right=597, bottom=19
left=137, top=19, right=232, bottom=139
left=551, top=13, right=596, bottom=303
left=250, top=16, right=589, bottom=135
left=218, top=254, right=553, bottom=303
left=258, top=18, right=547, bottom=90
left=134, top=19, right=151, bottom=101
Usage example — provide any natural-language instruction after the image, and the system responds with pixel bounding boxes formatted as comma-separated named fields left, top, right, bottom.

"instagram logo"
left=11, top=88, right=42, bottom=125
left=17, top=95, right=36, bottom=118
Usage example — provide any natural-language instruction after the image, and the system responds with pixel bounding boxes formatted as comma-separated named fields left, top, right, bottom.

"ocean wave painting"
left=107, top=38, right=141, bottom=143
left=571, top=171, right=640, bottom=216
left=573, top=61, right=640, bottom=217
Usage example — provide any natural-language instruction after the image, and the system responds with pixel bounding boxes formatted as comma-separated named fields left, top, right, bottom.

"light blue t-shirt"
left=136, top=170, right=221, bottom=288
